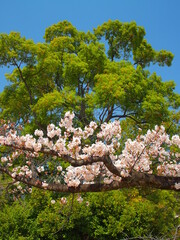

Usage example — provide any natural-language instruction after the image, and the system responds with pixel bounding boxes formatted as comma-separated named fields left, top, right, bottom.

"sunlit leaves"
left=0, top=20, right=178, bottom=133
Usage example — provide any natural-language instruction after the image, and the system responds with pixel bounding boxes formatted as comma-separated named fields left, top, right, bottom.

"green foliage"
left=32, top=88, right=81, bottom=125
left=0, top=32, right=37, bottom=67
left=88, top=189, right=179, bottom=239
left=0, top=201, right=33, bottom=240
left=0, top=189, right=179, bottom=239
left=0, top=20, right=179, bottom=132
left=93, top=62, right=179, bottom=127
left=94, top=20, right=146, bottom=61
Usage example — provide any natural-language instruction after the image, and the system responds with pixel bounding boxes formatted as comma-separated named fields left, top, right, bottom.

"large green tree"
left=0, top=20, right=179, bottom=134
left=0, top=20, right=179, bottom=240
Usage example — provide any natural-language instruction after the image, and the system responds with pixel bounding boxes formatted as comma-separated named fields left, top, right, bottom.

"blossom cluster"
left=0, top=112, right=179, bottom=191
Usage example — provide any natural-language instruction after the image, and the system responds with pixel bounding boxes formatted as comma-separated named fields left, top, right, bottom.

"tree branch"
left=0, top=143, right=122, bottom=177
left=0, top=166, right=179, bottom=192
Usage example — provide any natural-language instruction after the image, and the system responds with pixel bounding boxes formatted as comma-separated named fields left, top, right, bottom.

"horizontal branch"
left=2, top=143, right=122, bottom=176
left=0, top=166, right=179, bottom=192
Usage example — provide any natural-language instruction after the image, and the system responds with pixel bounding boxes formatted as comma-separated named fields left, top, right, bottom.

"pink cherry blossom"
left=0, top=111, right=179, bottom=193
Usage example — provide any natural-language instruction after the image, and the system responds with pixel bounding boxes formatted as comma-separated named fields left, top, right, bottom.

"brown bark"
left=0, top=166, right=179, bottom=193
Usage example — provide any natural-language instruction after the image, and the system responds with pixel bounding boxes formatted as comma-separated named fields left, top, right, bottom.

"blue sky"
left=0, top=0, right=180, bottom=94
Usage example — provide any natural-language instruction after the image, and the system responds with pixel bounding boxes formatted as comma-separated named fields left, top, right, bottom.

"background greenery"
left=0, top=187, right=179, bottom=240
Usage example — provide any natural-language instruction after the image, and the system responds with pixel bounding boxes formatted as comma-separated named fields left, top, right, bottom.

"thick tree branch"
left=104, top=105, right=114, bottom=123
left=0, top=166, right=179, bottom=192
left=1, top=143, right=122, bottom=177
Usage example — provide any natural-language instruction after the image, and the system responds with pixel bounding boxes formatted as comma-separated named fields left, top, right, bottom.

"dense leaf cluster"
left=0, top=188, right=179, bottom=240
left=0, top=20, right=179, bottom=135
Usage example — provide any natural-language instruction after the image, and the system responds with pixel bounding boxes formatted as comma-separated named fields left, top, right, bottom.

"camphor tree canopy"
left=0, top=20, right=179, bottom=194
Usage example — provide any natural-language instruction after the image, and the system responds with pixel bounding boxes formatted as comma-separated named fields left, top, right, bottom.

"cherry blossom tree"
left=0, top=111, right=179, bottom=193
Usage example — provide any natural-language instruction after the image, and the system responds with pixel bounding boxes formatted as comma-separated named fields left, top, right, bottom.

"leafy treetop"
left=0, top=20, right=179, bottom=135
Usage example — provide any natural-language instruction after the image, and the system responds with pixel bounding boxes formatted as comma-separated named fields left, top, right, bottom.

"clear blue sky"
left=0, top=0, right=180, bottom=94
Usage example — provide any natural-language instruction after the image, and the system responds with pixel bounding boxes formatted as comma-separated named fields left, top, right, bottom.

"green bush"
left=0, top=188, right=179, bottom=240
